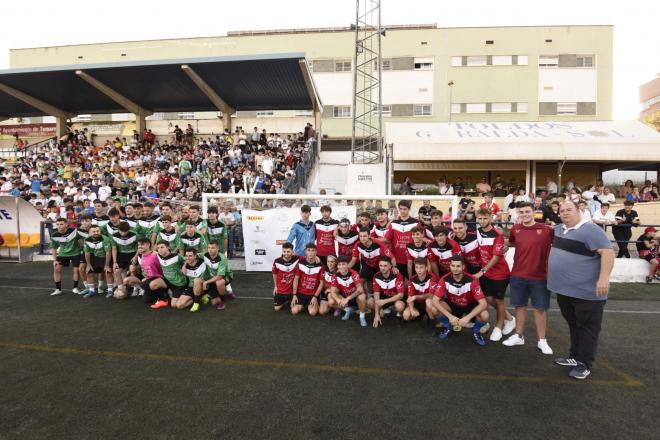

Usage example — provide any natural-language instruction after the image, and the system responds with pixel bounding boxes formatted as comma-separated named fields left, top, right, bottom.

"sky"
left=0, top=0, right=658, bottom=120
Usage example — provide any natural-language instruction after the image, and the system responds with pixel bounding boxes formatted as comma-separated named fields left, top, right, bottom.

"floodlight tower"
left=350, top=0, right=384, bottom=164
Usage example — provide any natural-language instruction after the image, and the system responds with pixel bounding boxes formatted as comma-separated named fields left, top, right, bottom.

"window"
left=374, top=59, right=392, bottom=71
left=372, top=105, right=392, bottom=116
left=486, top=40, right=494, bottom=45
left=451, top=56, right=462, bottom=67
left=256, top=111, right=274, bottom=117
left=642, top=95, right=660, bottom=111
left=177, top=112, right=195, bottom=120
left=332, top=105, right=351, bottom=118
left=465, top=103, right=487, bottom=113
left=451, top=103, right=462, bottom=114
left=295, top=110, right=313, bottom=117
left=492, top=55, right=512, bottom=66
left=466, top=56, right=487, bottom=66
left=414, top=62, right=433, bottom=70
left=516, top=55, right=529, bottom=65
left=335, top=61, right=352, bottom=72
left=75, top=114, right=91, bottom=122
left=413, top=104, right=432, bottom=116
left=516, top=102, right=528, bottom=113
left=539, top=55, right=559, bottom=68
left=576, top=55, right=595, bottom=68
left=491, top=103, right=511, bottom=113
left=557, top=102, right=577, bottom=115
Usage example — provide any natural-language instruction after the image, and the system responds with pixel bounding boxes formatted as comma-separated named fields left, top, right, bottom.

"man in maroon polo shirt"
left=502, top=202, right=555, bottom=355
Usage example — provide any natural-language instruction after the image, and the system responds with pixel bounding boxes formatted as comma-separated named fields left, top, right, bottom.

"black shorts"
left=181, top=287, right=194, bottom=297
left=295, top=294, right=316, bottom=308
left=274, top=293, right=293, bottom=307
left=479, top=276, right=509, bottom=300
left=141, top=277, right=160, bottom=291
left=165, top=279, right=187, bottom=298
left=413, top=300, right=427, bottom=315
left=89, top=255, right=106, bottom=274
left=116, top=252, right=134, bottom=270
left=359, top=264, right=379, bottom=282
left=448, top=301, right=478, bottom=318
left=56, top=255, right=81, bottom=267
left=643, top=254, right=658, bottom=263
left=396, top=263, right=409, bottom=279
left=319, top=291, right=329, bottom=302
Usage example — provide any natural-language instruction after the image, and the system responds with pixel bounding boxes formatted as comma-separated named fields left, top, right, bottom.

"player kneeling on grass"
left=426, top=255, right=490, bottom=346
left=320, top=254, right=338, bottom=316
left=151, top=241, right=188, bottom=310
left=328, top=256, right=368, bottom=327
left=122, top=239, right=168, bottom=305
left=272, top=242, right=300, bottom=311
left=404, top=258, right=437, bottom=322
left=182, top=248, right=211, bottom=313
left=292, top=243, right=325, bottom=316
left=369, top=256, right=405, bottom=328
left=201, top=240, right=234, bottom=311
left=82, top=225, right=112, bottom=298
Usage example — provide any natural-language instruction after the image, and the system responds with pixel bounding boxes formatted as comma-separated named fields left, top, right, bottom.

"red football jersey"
left=407, top=273, right=438, bottom=301
left=372, top=271, right=405, bottom=297
left=434, top=273, right=485, bottom=307
left=451, top=232, right=481, bottom=268
left=406, top=241, right=429, bottom=261
left=352, top=240, right=392, bottom=268
left=476, top=227, right=510, bottom=280
left=314, top=219, right=339, bottom=257
left=508, top=223, right=554, bottom=280
left=384, top=218, right=420, bottom=264
left=335, top=230, right=359, bottom=258
left=331, top=269, right=363, bottom=297
left=271, top=257, right=300, bottom=294
left=427, top=239, right=462, bottom=274
left=370, top=222, right=389, bottom=241
left=295, top=260, right=325, bottom=295
left=479, top=202, right=500, bottom=217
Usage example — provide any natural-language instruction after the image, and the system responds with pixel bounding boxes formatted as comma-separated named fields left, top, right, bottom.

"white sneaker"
left=537, top=339, right=553, bottom=355
left=502, top=317, right=516, bottom=335
left=226, top=284, right=234, bottom=294
left=489, top=326, right=503, bottom=341
left=479, top=322, right=490, bottom=334
left=502, top=334, right=525, bottom=346
left=72, top=288, right=81, bottom=295
left=464, top=321, right=474, bottom=328
left=50, top=289, right=63, bottom=296
left=131, top=287, right=140, bottom=297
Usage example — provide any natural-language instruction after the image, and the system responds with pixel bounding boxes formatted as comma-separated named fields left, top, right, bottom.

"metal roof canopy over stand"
left=0, top=53, right=320, bottom=118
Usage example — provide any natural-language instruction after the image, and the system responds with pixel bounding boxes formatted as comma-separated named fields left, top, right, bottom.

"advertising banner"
left=0, top=123, right=56, bottom=138
left=242, top=206, right=356, bottom=272
left=0, top=196, right=43, bottom=239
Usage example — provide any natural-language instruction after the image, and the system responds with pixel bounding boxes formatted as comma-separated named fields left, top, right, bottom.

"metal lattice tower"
left=351, top=0, right=383, bottom=164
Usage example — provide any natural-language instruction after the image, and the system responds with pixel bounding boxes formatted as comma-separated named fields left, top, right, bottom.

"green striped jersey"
left=103, top=222, right=121, bottom=237
left=84, top=236, right=111, bottom=258
left=184, top=258, right=210, bottom=287
left=157, top=253, right=187, bottom=287
left=77, top=227, right=91, bottom=240
left=112, top=232, right=138, bottom=254
left=91, top=215, right=110, bottom=228
left=156, top=227, right=178, bottom=251
left=178, top=232, right=207, bottom=254
left=137, top=215, right=160, bottom=239
left=50, top=228, right=82, bottom=257
left=206, top=220, right=227, bottom=244
left=203, top=252, right=232, bottom=278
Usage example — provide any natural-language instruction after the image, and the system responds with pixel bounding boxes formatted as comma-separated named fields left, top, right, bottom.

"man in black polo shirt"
left=612, top=201, right=640, bottom=258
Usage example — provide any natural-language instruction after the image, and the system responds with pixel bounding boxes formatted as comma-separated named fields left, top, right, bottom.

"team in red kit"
left=271, top=199, right=544, bottom=349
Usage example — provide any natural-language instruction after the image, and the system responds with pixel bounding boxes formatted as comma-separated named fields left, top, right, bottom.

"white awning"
left=386, top=121, right=660, bottom=162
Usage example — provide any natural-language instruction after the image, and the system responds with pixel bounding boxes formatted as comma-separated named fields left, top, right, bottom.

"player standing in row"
left=451, top=218, right=481, bottom=274
left=335, top=218, right=359, bottom=259
left=427, top=255, right=490, bottom=346
left=287, top=205, right=315, bottom=257
left=272, top=242, right=300, bottom=311
left=370, top=208, right=390, bottom=244
left=350, top=228, right=395, bottom=294
left=384, top=200, right=419, bottom=278
left=50, top=218, right=83, bottom=296
left=475, top=208, right=516, bottom=341
left=314, top=205, right=339, bottom=268
left=405, top=226, right=429, bottom=279
left=427, top=226, right=461, bottom=278
left=82, top=225, right=112, bottom=298
left=291, top=244, right=325, bottom=316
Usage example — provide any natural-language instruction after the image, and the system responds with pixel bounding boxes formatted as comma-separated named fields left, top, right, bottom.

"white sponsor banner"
left=242, top=206, right=356, bottom=272
left=0, top=196, right=43, bottom=238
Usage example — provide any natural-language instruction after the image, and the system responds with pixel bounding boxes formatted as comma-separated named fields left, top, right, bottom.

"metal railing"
left=283, top=139, right=318, bottom=194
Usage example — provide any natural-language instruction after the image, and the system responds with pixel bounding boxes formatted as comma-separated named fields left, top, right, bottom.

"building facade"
left=8, top=24, right=613, bottom=137
left=640, top=75, right=660, bottom=121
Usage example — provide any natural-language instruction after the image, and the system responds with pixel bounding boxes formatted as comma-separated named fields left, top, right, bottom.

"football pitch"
left=0, top=262, right=658, bottom=440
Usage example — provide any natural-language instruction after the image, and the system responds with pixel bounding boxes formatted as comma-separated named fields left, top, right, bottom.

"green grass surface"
left=0, top=262, right=658, bottom=439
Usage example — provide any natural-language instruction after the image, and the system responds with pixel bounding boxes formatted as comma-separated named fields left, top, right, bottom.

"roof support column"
left=55, top=117, right=68, bottom=140
left=135, top=114, right=147, bottom=138
left=180, top=64, right=235, bottom=133
left=0, top=82, right=73, bottom=121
